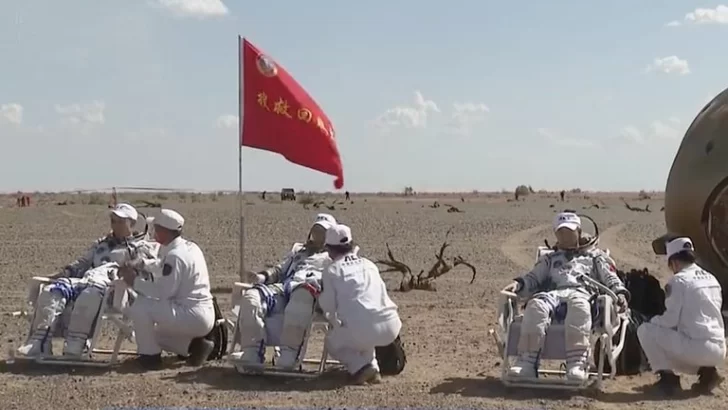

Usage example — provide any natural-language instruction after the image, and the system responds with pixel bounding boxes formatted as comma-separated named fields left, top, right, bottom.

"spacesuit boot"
left=508, top=351, right=538, bottom=378
left=275, top=347, right=299, bottom=370
left=231, top=346, right=265, bottom=375
left=565, top=349, right=589, bottom=381
left=17, top=290, right=66, bottom=357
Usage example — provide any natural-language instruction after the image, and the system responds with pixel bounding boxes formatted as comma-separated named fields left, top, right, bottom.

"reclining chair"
left=10, top=278, right=136, bottom=367
left=224, top=282, right=340, bottom=378
left=9, top=213, right=153, bottom=367
left=488, top=246, right=630, bottom=390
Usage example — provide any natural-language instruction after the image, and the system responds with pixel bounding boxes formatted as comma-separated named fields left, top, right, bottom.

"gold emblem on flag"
left=256, top=54, right=278, bottom=77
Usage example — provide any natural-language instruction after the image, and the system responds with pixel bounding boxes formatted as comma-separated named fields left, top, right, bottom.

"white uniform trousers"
left=637, top=322, right=726, bottom=374
left=125, top=297, right=215, bottom=356
left=325, top=317, right=401, bottom=374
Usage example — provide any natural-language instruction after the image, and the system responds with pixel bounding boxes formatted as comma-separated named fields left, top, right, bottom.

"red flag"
left=239, top=37, right=344, bottom=189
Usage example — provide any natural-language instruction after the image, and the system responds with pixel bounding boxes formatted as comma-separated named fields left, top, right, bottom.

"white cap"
left=553, top=212, right=581, bottom=231
left=153, top=209, right=185, bottom=231
left=110, top=203, right=138, bottom=221
left=666, top=237, right=694, bottom=258
left=313, top=213, right=336, bottom=230
left=325, top=224, right=352, bottom=246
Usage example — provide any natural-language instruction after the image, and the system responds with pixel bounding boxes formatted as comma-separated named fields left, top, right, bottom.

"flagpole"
left=238, top=35, right=245, bottom=279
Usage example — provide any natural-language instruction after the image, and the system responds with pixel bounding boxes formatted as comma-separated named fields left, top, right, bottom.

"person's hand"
left=504, top=281, right=521, bottom=294
left=240, top=270, right=265, bottom=284
left=616, top=294, right=628, bottom=312
left=118, top=266, right=137, bottom=287
left=47, top=271, right=65, bottom=280
left=123, top=258, right=144, bottom=271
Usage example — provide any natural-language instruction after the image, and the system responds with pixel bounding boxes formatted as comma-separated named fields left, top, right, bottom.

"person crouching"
left=318, top=224, right=402, bottom=385
left=119, top=209, right=216, bottom=369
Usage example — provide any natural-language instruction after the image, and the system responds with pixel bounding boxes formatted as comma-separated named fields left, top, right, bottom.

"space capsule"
left=653, top=87, right=728, bottom=303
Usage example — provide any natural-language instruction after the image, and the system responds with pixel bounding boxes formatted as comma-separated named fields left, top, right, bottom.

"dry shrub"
left=298, top=194, right=316, bottom=205
left=515, top=185, right=530, bottom=197
left=87, top=193, right=105, bottom=205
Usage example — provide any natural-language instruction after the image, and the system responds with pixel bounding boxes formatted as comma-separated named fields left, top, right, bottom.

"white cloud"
left=374, top=91, right=440, bottom=131
left=54, top=101, right=106, bottom=126
left=616, top=126, right=645, bottom=145
left=215, top=114, right=238, bottom=129
left=650, top=118, right=682, bottom=140
left=448, top=102, right=489, bottom=136
left=374, top=92, right=490, bottom=136
left=666, top=6, right=728, bottom=26
left=614, top=118, right=683, bottom=146
left=153, top=0, right=229, bottom=18
left=644, top=56, right=690, bottom=75
left=0, top=103, right=23, bottom=125
left=537, top=128, right=597, bottom=148
left=685, top=5, right=728, bottom=24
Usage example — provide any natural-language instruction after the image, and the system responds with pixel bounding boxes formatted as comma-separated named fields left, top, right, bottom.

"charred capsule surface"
left=657, top=87, right=728, bottom=298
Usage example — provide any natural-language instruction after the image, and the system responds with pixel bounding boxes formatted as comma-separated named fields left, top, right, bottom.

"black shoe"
left=650, top=371, right=681, bottom=396
left=134, top=354, right=163, bottom=370
left=186, top=338, right=214, bottom=366
left=691, top=367, right=724, bottom=394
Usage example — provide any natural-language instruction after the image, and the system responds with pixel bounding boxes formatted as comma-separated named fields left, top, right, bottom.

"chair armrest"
left=111, top=280, right=133, bottom=311
left=233, top=282, right=254, bottom=291
left=26, top=276, right=57, bottom=304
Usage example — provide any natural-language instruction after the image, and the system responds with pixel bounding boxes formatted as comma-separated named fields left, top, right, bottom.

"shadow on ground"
left=0, top=355, right=189, bottom=377
left=429, top=376, right=707, bottom=403
left=164, top=364, right=346, bottom=392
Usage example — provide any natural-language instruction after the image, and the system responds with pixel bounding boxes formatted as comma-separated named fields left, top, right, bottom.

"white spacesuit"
left=18, top=203, right=159, bottom=357
left=233, top=213, right=336, bottom=370
left=637, top=237, right=726, bottom=394
left=507, top=212, right=629, bottom=381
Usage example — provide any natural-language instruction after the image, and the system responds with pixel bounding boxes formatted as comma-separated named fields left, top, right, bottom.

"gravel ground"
left=0, top=192, right=725, bottom=410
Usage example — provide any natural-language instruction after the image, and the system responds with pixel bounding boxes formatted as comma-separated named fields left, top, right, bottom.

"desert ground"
left=0, top=190, right=725, bottom=410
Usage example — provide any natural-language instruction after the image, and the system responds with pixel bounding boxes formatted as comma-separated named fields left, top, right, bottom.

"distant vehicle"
left=281, top=188, right=296, bottom=201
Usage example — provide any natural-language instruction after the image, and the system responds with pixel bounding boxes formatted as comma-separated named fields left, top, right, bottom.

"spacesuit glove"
left=122, top=258, right=145, bottom=271
left=505, top=280, right=522, bottom=294
left=304, top=277, right=322, bottom=293
left=616, top=294, right=628, bottom=312
left=47, top=271, right=65, bottom=280
left=240, top=270, right=267, bottom=284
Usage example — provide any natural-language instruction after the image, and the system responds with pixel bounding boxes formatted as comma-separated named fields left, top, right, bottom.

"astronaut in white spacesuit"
left=18, top=203, right=159, bottom=358
left=637, top=237, right=726, bottom=395
left=507, top=212, right=630, bottom=381
left=233, top=213, right=337, bottom=370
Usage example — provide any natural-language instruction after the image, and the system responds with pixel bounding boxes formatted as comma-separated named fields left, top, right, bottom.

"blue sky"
left=1, top=1, right=727, bottom=193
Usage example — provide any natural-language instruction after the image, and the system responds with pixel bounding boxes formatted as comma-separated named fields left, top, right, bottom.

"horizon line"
left=0, top=188, right=667, bottom=195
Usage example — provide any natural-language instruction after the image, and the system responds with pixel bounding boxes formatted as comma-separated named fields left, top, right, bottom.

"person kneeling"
left=318, top=224, right=402, bottom=385
left=119, top=209, right=216, bottom=370
left=637, top=237, right=726, bottom=395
